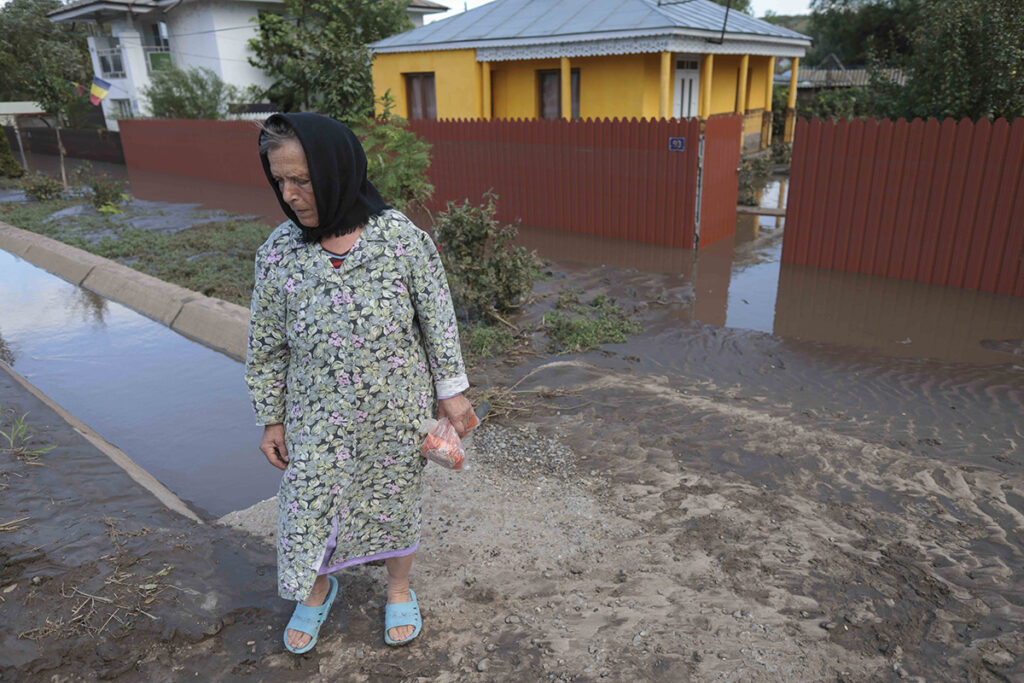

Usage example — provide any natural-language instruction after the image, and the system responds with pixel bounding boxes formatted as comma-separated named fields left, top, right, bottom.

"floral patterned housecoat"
left=245, top=209, right=468, bottom=601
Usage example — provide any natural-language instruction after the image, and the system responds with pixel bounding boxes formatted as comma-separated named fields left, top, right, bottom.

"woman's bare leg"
left=384, top=553, right=416, bottom=642
left=286, top=573, right=331, bottom=650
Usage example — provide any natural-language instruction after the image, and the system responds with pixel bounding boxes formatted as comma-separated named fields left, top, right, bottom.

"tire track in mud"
left=515, top=359, right=1024, bottom=680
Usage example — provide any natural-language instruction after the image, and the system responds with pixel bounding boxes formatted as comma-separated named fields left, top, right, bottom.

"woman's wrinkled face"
left=268, top=140, right=318, bottom=227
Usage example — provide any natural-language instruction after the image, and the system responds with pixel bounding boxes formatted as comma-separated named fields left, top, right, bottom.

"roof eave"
left=48, top=1, right=158, bottom=22
left=407, top=6, right=448, bottom=15
left=371, top=27, right=812, bottom=55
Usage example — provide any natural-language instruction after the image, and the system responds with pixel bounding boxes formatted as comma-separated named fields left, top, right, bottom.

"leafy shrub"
left=770, top=142, right=792, bottom=166
left=73, top=163, right=128, bottom=209
left=543, top=290, right=643, bottom=353
left=802, top=88, right=866, bottom=121
left=355, top=93, right=433, bottom=213
left=771, top=85, right=790, bottom=140
left=738, top=153, right=773, bottom=206
left=20, top=173, right=63, bottom=201
left=0, top=132, right=24, bottom=178
left=141, top=67, right=239, bottom=119
left=433, top=192, right=541, bottom=321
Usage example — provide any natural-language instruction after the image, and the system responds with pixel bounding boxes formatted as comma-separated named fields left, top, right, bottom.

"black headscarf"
left=259, top=113, right=389, bottom=243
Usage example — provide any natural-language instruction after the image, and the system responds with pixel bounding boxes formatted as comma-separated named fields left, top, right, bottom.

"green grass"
left=0, top=199, right=274, bottom=306
left=0, top=406, right=56, bottom=460
left=460, top=322, right=518, bottom=359
left=543, top=289, right=643, bottom=353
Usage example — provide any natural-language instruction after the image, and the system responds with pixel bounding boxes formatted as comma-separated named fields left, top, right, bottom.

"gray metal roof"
left=371, top=0, right=811, bottom=51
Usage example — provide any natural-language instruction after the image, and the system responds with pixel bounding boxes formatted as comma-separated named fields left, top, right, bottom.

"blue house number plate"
left=668, top=137, right=686, bottom=152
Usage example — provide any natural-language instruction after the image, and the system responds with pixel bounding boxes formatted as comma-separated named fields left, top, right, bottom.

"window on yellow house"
left=537, top=69, right=580, bottom=120
left=404, top=73, right=437, bottom=120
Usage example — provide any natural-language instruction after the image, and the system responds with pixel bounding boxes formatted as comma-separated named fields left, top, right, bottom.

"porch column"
left=762, top=56, right=776, bottom=148
left=784, top=57, right=799, bottom=143
left=659, top=51, right=672, bottom=119
left=560, top=56, right=571, bottom=120
left=736, top=54, right=749, bottom=113
left=699, top=54, right=714, bottom=120
left=482, top=60, right=492, bottom=120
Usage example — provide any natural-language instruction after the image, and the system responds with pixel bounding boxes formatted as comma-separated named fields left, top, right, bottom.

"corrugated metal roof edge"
left=370, top=27, right=812, bottom=53
left=645, top=0, right=809, bottom=42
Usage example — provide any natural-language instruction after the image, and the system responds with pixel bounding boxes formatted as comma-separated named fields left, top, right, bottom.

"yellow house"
left=370, top=0, right=810, bottom=150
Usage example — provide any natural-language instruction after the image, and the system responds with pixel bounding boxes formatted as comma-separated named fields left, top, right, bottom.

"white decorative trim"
left=435, top=374, right=469, bottom=399
left=372, top=28, right=810, bottom=59
left=476, top=35, right=807, bottom=62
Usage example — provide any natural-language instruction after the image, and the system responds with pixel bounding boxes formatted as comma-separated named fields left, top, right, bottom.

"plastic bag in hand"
left=419, top=411, right=479, bottom=470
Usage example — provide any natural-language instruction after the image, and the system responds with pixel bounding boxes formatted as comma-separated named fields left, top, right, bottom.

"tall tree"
left=808, top=0, right=924, bottom=65
left=870, top=0, right=1024, bottom=120
left=248, top=0, right=411, bottom=122
left=710, top=0, right=754, bottom=15
left=0, top=0, right=91, bottom=101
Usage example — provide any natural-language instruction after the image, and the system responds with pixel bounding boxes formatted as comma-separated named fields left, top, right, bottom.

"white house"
left=48, top=0, right=448, bottom=131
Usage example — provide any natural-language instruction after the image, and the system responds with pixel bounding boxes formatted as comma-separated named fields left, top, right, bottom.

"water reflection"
left=774, top=263, right=1024, bottom=365
left=31, top=153, right=1017, bottom=366
left=66, top=287, right=108, bottom=327
left=0, top=332, right=14, bottom=366
left=126, top=165, right=282, bottom=226
left=0, top=249, right=278, bottom=517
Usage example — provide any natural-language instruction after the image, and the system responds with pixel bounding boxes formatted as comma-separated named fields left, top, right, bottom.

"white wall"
left=166, top=0, right=272, bottom=92
left=210, top=2, right=274, bottom=90
left=167, top=0, right=222, bottom=78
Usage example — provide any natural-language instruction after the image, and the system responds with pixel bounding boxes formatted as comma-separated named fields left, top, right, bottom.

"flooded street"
left=0, top=249, right=278, bottom=517
left=3, top=159, right=1023, bottom=679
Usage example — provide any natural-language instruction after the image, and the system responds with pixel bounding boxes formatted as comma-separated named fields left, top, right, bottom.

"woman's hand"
left=260, top=423, right=290, bottom=470
left=437, top=394, right=475, bottom=437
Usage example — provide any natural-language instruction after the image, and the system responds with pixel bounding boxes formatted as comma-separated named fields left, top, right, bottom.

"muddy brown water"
left=20, top=156, right=1024, bottom=365
left=0, top=249, right=277, bottom=518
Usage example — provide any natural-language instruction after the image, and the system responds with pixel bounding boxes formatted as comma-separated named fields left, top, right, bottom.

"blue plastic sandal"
left=383, top=589, right=422, bottom=646
left=284, top=575, right=339, bottom=654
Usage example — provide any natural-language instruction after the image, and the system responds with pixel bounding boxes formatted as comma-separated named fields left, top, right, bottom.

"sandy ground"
left=2, top=259, right=1023, bottom=682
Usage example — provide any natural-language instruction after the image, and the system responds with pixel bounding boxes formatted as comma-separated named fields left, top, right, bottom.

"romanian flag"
left=89, top=77, right=111, bottom=106
left=71, top=81, right=88, bottom=97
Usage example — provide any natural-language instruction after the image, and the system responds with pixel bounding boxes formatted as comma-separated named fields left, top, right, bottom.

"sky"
left=426, top=0, right=812, bottom=24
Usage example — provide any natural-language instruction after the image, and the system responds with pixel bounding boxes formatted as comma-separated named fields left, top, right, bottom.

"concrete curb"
left=0, top=221, right=249, bottom=359
left=1, top=362, right=204, bottom=524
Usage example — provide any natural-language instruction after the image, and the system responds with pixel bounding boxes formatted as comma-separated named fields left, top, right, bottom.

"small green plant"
left=0, top=409, right=56, bottom=460
left=73, top=163, right=129, bottom=210
left=20, top=172, right=64, bottom=201
left=770, top=142, right=792, bottom=166
left=433, top=192, right=542, bottom=323
left=355, top=92, right=433, bottom=213
left=738, top=153, right=773, bottom=206
left=543, top=290, right=643, bottom=353
left=460, top=322, right=517, bottom=359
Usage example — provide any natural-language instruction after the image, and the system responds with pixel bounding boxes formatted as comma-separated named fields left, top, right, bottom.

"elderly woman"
left=245, top=113, right=474, bottom=653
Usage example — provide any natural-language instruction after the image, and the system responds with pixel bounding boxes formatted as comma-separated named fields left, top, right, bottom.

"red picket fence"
left=784, top=117, right=1024, bottom=296
left=409, top=115, right=741, bottom=249
left=117, top=116, right=742, bottom=249
left=119, top=119, right=266, bottom=186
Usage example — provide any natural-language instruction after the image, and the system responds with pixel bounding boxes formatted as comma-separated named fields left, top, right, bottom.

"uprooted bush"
left=432, top=192, right=541, bottom=322
left=543, top=288, right=643, bottom=354
left=20, top=173, right=64, bottom=201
